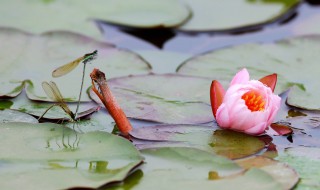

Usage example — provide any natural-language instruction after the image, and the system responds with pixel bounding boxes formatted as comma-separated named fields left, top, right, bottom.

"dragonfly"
left=51, top=50, right=98, bottom=118
left=38, top=81, right=76, bottom=122
left=39, top=81, right=80, bottom=149
left=52, top=50, right=98, bottom=78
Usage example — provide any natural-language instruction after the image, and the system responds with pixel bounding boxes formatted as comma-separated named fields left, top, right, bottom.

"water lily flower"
left=210, top=68, right=281, bottom=135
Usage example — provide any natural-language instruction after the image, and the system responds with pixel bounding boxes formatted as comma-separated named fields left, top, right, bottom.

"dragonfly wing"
left=42, top=81, right=75, bottom=119
left=42, top=81, right=60, bottom=101
left=52, top=56, right=83, bottom=77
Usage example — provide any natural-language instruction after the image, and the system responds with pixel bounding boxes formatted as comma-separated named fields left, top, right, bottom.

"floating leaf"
left=96, top=0, right=191, bottom=28
left=277, top=147, right=320, bottom=190
left=177, top=35, right=320, bottom=110
left=136, top=50, right=192, bottom=74
left=0, top=28, right=151, bottom=101
left=236, top=156, right=299, bottom=189
left=130, top=125, right=266, bottom=159
left=4, top=95, right=115, bottom=133
left=63, top=109, right=116, bottom=134
left=0, top=122, right=143, bottom=190
left=178, top=0, right=300, bottom=32
left=108, top=147, right=282, bottom=190
left=0, top=0, right=190, bottom=39
left=0, top=109, right=38, bottom=123
left=7, top=94, right=98, bottom=120
left=90, top=74, right=212, bottom=124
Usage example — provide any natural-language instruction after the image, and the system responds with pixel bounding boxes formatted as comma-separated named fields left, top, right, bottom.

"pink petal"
left=267, top=95, right=281, bottom=124
left=244, top=122, right=267, bottom=135
left=230, top=68, right=250, bottom=86
left=216, top=103, right=231, bottom=128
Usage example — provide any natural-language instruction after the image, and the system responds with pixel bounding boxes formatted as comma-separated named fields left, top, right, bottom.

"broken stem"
left=90, top=68, right=132, bottom=137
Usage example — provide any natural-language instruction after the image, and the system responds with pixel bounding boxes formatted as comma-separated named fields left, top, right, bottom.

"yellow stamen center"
left=241, top=90, right=266, bottom=112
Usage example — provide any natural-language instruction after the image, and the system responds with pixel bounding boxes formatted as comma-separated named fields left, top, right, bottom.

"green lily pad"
left=130, top=125, right=266, bottom=159
left=0, top=122, right=143, bottom=189
left=0, top=0, right=190, bottom=39
left=2, top=92, right=115, bottom=133
left=8, top=95, right=98, bottom=121
left=236, top=156, right=299, bottom=189
left=177, top=35, right=320, bottom=110
left=94, top=0, right=191, bottom=28
left=178, top=0, right=300, bottom=31
left=277, top=147, right=320, bottom=190
left=135, top=50, right=192, bottom=74
left=108, top=147, right=282, bottom=190
left=0, top=109, right=38, bottom=123
left=0, top=28, right=151, bottom=101
left=63, top=109, right=116, bottom=134
left=90, top=74, right=212, bottom=124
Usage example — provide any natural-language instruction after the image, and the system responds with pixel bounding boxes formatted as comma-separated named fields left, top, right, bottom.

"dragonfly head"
left=83, top=50, right=98, bottom=64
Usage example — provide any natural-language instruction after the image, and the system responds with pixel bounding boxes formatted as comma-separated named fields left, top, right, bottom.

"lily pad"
left=236, top=156, right=299, bottom=189
left=4, top=92, right=98, bottom=120
left=108, top=147, right=282, bottom=190
left=95, top=0, right=191, bottom=28
left=130, top=125, right=266, bottom=159
left=177, top=35, right=320, bottom=110
left=178, top=0, right=300, bottom=32
left=63, top=109, right=116, bottom=134
left=0, top=122, right=143, bottom=190
left=135, top=50, right=192, bottom=74
left=6, top=97, right=115, bottom=133
left=0, top=28, right=151, bottom=101
left=0, top=109, right=38, bottom=123
left=0, top=0, right=190, bottom=39
left=90, top=74, right=212, bottom=124
left=277, top=147, right=320, bottom=190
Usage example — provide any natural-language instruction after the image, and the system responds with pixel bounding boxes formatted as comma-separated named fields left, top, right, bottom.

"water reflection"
left=89, top=161, right=109, bottom=173
left=45, top=130, right=80, bottom=151
left=208, top=171, right=220, bottom=180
